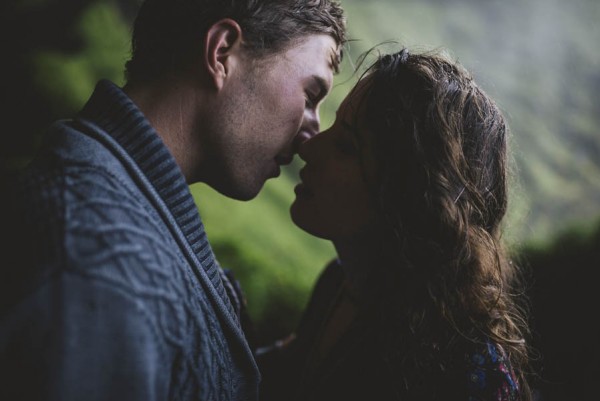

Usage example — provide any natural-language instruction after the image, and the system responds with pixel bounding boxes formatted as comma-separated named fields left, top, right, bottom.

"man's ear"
left=204, top=19, right=243, bottom=91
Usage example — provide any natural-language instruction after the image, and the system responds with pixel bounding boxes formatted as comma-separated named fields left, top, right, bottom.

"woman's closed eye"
left=334, top=137, right=359, bottom=155
left=335, top=121, right=360, bottom=155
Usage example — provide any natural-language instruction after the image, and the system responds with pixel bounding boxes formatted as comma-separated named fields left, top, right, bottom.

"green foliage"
left=191, top=179, right=335, bottom=340
left=5, top=0, right=600, bottom=340
left=211, top=238, right=319, bottom=343
left=204, top=0, right=600, bottom=338
left=31, top=1, right=130, bottom=115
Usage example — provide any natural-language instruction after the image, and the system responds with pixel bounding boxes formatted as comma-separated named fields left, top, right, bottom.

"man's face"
left=203, top=34, right=337, bottom=200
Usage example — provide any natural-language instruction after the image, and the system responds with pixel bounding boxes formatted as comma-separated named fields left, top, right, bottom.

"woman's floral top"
left=259, top=260, right=524, bottom=401
left=466, top=341, right=520, bottom=401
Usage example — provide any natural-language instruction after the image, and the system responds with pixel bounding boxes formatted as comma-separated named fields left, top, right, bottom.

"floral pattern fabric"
left=466, top=341, right=520, bottom=401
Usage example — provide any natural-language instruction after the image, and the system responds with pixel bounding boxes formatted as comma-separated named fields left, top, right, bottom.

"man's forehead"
left=287, top=34, right=338, bottom=67
left=281, top=34, right=337, bottom=86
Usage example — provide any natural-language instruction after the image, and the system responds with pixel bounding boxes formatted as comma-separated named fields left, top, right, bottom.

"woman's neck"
left=333, top=231, right=385, bottom=299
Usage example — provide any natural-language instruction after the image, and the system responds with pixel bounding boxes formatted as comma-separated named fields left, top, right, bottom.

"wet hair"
left=353, top=49, right=532, bottom=399
left=125, top=0, right=346, bottom=84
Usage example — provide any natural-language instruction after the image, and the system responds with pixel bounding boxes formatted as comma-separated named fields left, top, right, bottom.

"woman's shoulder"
left=303, top=259, right=345, bottom=311
left=462, top=339, right=521, bottom=401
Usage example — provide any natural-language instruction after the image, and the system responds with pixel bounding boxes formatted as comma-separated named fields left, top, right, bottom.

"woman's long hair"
left=354, top=49, right=531, bottom=399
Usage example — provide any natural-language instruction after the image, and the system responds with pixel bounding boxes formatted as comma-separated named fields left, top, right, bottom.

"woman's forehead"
left=338, top=76, right=373, bottom=120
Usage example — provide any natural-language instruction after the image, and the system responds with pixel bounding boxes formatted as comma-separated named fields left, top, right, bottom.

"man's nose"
left=307, top=107, right=320, bottom=132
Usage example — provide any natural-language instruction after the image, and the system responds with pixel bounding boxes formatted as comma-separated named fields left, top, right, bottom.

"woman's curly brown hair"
left=352, top=48, right=532, bottom=400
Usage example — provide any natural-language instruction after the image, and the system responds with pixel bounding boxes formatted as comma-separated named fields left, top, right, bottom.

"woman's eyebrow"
left=340, top=120, right=364, bottom=145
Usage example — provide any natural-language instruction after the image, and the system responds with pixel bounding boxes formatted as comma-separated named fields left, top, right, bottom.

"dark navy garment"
left=0, top=80, right=259, bottom=401
left=259, top=260, right=521, bottom=401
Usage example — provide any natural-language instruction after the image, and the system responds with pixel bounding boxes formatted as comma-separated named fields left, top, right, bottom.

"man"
left=0, top=0, right=346, bottom=400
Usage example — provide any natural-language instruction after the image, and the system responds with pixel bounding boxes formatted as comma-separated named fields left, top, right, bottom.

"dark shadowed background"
left=1, top=1, right=598, bottom=399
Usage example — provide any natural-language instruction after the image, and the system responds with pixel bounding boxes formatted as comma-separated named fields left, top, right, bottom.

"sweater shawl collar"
left=77, top=79, right=239, bottom=322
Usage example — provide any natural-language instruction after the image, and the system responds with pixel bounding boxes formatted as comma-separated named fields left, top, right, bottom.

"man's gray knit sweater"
left=0, top=80, right=259, bottom=401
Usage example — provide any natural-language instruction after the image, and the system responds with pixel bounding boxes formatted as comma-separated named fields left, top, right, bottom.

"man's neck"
left=123, top=78, right=207, bottom=183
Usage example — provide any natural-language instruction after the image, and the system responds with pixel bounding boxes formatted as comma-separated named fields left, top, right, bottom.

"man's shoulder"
left=31, top=118, right=131, bottom=179
left=12, top=145, right=180, bottom=269
left=10, top=147, right=145, bottom=237
left=1, top=120, right=179, bottom=300
left=12, top=118, right=150, bottom=223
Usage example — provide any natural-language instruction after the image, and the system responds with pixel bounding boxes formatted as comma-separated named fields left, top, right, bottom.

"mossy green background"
left=2, top=0, right=599, bottom=343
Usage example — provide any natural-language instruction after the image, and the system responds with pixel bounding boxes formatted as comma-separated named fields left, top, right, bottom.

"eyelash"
left=335, top=138, right=359, bottom=155
left=305, top=93, right=318, bottom=108
left=334, top=119, right=364, bottom=156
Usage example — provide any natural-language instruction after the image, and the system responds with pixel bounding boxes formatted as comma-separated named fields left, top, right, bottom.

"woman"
left=258, top=48, right=532, bottom=401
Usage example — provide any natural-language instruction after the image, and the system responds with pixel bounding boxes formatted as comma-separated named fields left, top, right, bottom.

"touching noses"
left=293, top=107, right=321, bottom=154
left=298, top=126, right=326, bottom=163
left=298, top=137, right=311, bottom=162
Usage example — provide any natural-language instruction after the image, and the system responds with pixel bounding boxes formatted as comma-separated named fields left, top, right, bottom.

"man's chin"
left=214, top=181, right=264, bottom=202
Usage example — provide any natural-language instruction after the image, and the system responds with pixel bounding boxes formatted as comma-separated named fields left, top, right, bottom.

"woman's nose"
left=293, top=110, right=320, bottom=156
left=298, top=128, right=328, bottom=163
left=297, top=136, right=312, bottom=162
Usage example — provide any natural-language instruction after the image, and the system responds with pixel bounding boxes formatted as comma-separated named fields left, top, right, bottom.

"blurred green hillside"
left=195, top=0, right=600, bottom=340
left=1, top=0, right=599, bottom=342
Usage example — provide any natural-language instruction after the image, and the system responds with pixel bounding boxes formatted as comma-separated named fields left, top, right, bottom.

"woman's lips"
left=295, top=169, right=314, bottom=197
left=294, top=182, right=313, bottom=197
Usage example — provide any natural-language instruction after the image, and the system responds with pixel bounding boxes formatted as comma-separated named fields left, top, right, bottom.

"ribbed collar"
left=77, top=79, right=237, bottom=320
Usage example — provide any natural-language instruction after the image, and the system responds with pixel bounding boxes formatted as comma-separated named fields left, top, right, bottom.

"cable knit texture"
left=0, top=80, right=259, bottom=401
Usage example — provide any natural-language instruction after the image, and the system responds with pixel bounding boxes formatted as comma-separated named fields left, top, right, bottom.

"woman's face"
left=290, top=78, right=378, bottom=241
